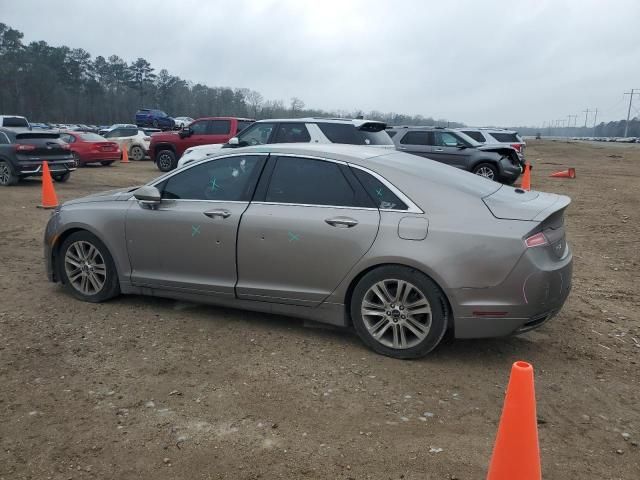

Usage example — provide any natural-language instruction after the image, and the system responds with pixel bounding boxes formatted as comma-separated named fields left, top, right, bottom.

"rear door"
left=396, top=131, right=433, bottom=158
left=236, top=155, right=380, bottom=305
left=125, top=154, right=266, bottom=294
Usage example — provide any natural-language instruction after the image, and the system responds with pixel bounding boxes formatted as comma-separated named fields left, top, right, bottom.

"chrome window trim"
left=251, top=201, right=379, bottom=212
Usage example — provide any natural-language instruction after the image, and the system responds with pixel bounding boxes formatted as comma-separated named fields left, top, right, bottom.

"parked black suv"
left=387, top=126, right=523, bottom=184
left=0, top=128, right=76, bottom=186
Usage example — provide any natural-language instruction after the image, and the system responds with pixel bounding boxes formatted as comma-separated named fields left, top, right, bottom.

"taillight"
left=15, top=144, right=36, bottom=152
left=61, top=144, right=71, bottom=150
left=511, top=143, right=522, bottom=152
left=525, top=232, right=548, bottom=248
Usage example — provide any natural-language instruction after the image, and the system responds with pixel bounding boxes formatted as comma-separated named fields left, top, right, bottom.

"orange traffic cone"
left=38, top=161, right=59, bottom=209
left=520, top=162, right=531, bottom=191
left=486, top=361, right=541, bottom=480
left=549, top=167, right=575, bottom=179
left=121, top=145, right=129, bottom=163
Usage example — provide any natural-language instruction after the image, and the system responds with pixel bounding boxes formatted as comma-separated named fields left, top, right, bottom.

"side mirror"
left=133, top=186, right=161, bottom=208
left=228, top=137, right=239, bottom=146
left=178, top=127, right=191, bottom=139
left=456, top=143, right=467, bottom=149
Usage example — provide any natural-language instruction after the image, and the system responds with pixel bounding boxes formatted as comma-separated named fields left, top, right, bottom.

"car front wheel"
left=156, top=149, right=176, bottom=172
left=472, top=163, right=498, bottom=181
left=350, top=266, right=448, bottom=359
left=59, top=231, right=120, bottom=302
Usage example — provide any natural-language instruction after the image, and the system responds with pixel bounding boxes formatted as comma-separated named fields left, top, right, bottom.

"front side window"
left=60, top=133, right=75, bottom=143
left=352, top=168, right=408, bottom=210
left=273, top=123, right=311, bottom=143
left=190, top=121, right=208, bottom=135
left=266, top=156, right=360, bottom=207
left=400, top=131, right=431, bottom=145
left=161, top=155, right=263, bottom=201
left=208, top=120, right=231, bottom=135
left=435, top=132, right=462, bottom=147
left=237, top=122, right=275, bottom=146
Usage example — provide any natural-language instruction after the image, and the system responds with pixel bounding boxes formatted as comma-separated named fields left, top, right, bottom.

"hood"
left=477, top=144, right=517, bottom=153
left=151, top=131, right=180, bottom=140
left=483, top=185, right=571, bottom=221
left=62, top=187, right=139, bottom=206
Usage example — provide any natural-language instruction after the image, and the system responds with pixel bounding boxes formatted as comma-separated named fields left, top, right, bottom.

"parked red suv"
left=150, top=117, right=254, bottom=171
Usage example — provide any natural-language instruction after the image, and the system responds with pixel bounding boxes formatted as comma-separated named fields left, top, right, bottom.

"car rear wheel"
left=100, top=161, right=114, bottom=166
left=52, top=172, right=70, bottom=183
left=473, top=163, right=498, bottom=181
left=130, top=145, right=145, bottom=161
left=156, top=149, right=176, bottom=172
left=0, top=160, right=18, bottom=186
left=72, top=152, right=81, bottom=168
left=350, top=266, right=448, bottom=359
left=59, top=231, right=120, bottom=303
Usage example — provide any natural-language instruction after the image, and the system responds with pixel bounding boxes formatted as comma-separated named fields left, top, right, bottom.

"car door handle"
left=434, top=148, right=444, bottom=152
left=203, top=209, right=231, bottom=219
left=325, top=217, right=358, bottom=228
left=398, top=146, right=408, bottom=150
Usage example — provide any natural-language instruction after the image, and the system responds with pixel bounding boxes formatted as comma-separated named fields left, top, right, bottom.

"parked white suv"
left=177, top=118, right=393, bottom=168
left=101, top=125, right=151, bottom=161
left=456, top=128, right=526, bottom=161
left=0, top=115, right=31, bottom=130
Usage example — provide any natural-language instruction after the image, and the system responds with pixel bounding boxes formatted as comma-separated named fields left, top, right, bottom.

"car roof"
left=0, top=115, right=28, bottom=119
left=193, top=117, right=254, bottom=121
left=254, top=117, right=385, bottom=127
left=457, top=127, right=519, bottom=134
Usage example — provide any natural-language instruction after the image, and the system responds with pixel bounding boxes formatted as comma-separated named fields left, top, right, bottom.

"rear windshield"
left=15, top=132, right=60, bottom=140
left=78, top=133, right=107, bottom=142
left=462, top=130, right=487, bottom=142
left=318, top=123, right=393, bottom=145
left=2, top=117, right=29, bottom=128
left=490, top=132, right=520, bottom=142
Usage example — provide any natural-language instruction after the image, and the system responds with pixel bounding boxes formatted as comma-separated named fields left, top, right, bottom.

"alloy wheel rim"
left=73, top=154, right=80, bottom=168
left=0, top=162, right=9, bottom=184
left=361, top=279, right=432, bottom=349
left=64, top=240, right=106, bottom=295
left=131, top=147, right=143, bottom=160
left=476, top=166, right=495, bottom=179
left=158, top=154, right=172, bottom=169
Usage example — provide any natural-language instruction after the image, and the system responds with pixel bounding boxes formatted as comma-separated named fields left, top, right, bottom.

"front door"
left=428, top=131, right=472, bottom=169
left=236, top=155, right=380, bottom=305
left=125, top=154, right=266, bottom=295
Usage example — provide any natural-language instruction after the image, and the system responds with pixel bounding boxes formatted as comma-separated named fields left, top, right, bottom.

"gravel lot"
left=1, top=140, right=638, bottom=479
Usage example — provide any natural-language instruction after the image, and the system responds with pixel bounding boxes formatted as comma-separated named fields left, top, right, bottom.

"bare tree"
left=245, top=90, right=263, bottom=118
left=290, top=97, right=305, bottom=115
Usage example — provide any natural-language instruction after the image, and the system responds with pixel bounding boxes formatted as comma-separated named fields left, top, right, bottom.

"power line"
left=582, top=108, right=591, bottom=127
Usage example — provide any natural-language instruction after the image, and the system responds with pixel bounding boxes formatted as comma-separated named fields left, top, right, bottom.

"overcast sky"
left=4, top=0, right=640, bottom=126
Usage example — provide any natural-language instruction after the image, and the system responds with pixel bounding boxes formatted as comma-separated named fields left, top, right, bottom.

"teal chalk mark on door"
left=192, top=225, right=201, bottom=237
left=288, top=232, right=300, bottom=242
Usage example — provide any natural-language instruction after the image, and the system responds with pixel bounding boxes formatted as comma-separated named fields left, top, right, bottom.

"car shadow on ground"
left=111, top=294, right=539, bottom=366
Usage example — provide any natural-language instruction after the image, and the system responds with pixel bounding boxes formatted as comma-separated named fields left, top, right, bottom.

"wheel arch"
left=153, top=143, right=176, bottom=162
left=342, top=262, right=454, bottom=335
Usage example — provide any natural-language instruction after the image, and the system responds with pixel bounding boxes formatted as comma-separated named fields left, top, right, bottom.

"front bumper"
left=451, top=246, right=573, bottom=338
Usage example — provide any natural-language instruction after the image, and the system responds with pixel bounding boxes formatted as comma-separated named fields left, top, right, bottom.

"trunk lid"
left=482, top=185, right=571, bottom=221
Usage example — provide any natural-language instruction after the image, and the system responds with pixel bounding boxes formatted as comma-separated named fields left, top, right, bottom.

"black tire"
left=350, top=266, right=448, bottom=359
left=0, top=160, right=18, bottom=186
left=100, top=161, right=114, bottom=166
left=156, top=149, right=176, bottom=172
left=58, top=231, right=120, bottom=303
left=130, top=145, right=144, bottom=161
left=72, top=152, right=81, bottom=168
left=52, top=172, right=71, bottom=183
left=472, top=162, right=498, bottom=181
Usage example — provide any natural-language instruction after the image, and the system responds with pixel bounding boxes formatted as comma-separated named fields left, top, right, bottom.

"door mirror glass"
left=134, top=186, right=162, bottom=207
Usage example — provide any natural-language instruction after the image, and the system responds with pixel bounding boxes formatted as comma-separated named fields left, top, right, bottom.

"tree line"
left=513, top=120, right=640, bottom=138
left=0, top=23, right=462, bottom=128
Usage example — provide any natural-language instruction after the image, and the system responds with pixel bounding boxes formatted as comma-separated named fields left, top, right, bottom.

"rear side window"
left=209, top=120, right=231, bottom=135
left=266, top=156, right=361, bottom=207
left=190, top=121, right=208, bottom=135
left=462, top=130, right=486, bottom=142
left=273, top=123, right=311, bottom=143
left=317, top=123, right=392, bottom=145
left=489, top=132, right=520, bottom=142
left=352, top=168, right=408, bottom=210
left=400, top=131, right=432, bottom=145
left=161, top=155, right=263, bottom=201
left=120, top=128, right=138, bottom=137
left=2, top=117, right=29, bottom=128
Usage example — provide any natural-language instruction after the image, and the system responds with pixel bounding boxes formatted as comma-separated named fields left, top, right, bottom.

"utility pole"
left=582, top=109, right=590, bottom=127
left=592, top=108, right=598, bottom=135
left=623, top=89, right=640, bottom=137
left=568, top=114, right=578, bottom=128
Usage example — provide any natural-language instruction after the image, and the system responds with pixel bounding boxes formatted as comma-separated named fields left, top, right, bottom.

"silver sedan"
left=44, top=144, right=573, bottom=358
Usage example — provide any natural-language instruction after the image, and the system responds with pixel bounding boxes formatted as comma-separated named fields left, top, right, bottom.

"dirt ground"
left=0, top=140, right=638, bottom=480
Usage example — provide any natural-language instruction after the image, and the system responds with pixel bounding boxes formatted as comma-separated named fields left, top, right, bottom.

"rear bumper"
left=18, top=161, right=76, bottom=176
left=450, top=246, right=573, bottom=338
left=498, top=158, right=523, bottom=183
